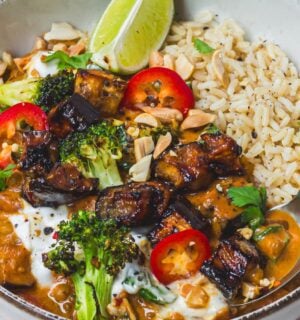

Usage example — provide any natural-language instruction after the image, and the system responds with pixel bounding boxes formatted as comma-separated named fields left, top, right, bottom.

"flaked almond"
left=68, top=40, right=86, bottom=56
left=175, top=53, right=194, bottom=80
left=53, top=43, right=68, bottom=52
left=180, top=110, right=216, bottom=131
left=149, top=51, right=164, bottom=67
left=163, top=54, right=175, bottom=70
left=33, top=37, right=47, bottom=51
left=129, top=155, right=152, bottom=182
left=2, top=51, right=13, bottom=66
left=44, top=22, right=83, bottom=41
left=134, top=136, right=154, bottom=162
left=185, top=285, right=209, bottom=308
left=153, top=132, right=172, bottom=159
left=0, top=61, right=7, bottom=77
left=139, top=106, right=183, bottom=123
left=212, top=49, right=229, bottom=87
left=134, top=113, right=159, bottom=127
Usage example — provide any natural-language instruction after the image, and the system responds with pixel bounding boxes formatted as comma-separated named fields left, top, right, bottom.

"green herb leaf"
left=228, top=186, right=266, bottom=211
left=203, top=123, right=220, bottom=135
left=45, top=51, right=92, bottom=70
left=241, top=206, right=264, bottom=230
left=193, top=39, right=214, bottom=54
left=0, top=163, right=16, bottom=191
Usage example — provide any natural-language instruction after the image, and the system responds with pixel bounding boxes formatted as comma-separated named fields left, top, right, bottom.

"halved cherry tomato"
left=121, top=67, right=195, bottom=116
left=0, top=102, right=48, bottom=168
left=150, top=229, right=211, bottom=284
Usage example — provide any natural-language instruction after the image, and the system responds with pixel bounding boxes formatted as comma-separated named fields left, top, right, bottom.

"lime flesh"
left=89, top=0, right=174, bottom=74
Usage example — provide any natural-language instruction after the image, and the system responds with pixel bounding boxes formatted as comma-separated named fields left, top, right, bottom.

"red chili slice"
left=121, top=67, right=195, bottom=116
left=150, top=229, right=211, bottom=284
left=0, top=102, right=48, bottom=168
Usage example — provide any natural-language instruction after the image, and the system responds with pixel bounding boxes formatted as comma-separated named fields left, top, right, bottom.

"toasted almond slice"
left=129, top=155, right=152, bottom=182
left=153, top=132, right=172, bottom=159
left=2, top=52, right=13, bottom=66
left=134, top=113, right=159, bottom=127
left=185, top=285, right=209, bottom=308
left=33, top=37, right=47, bottom=51
left=175, top=53, right=194, bottom=80
left=44, top=22, right=82, bottom=41
left=53, top=43, right=68, bottom=52
left=0, top=61, right=7, bottom=77
left=163, top=54, right=175, bottom=70
left=134, top=136, right=155, bottom=162
left=212, top=49, right=229, bottom=87
left=68, top=40, right=86, bottom=56
left=139, top=106, right=183, bottom=123
left=149, top=51, right=164, bottom=67
left=180, top=110, right=216, bottom=131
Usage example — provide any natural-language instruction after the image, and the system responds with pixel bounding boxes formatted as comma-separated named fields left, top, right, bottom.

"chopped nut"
left=68, top=40, right=86, bottom=56
left=215, top=183, right=223, bottom=193
left=149, top=51, right=164, bottom=67
left=44, top=22, right=83, bottom=41
left=153, top=132, right=172, bottom=159
left=33, top=37, right=47, bottom=50
left=134, top=136, right=155, bottom=162
left=259, top=278, right=271, bottom=287
left=2, top=51, right=13, bottom=66
left=180, top=109, right=216, bottom=131
left=127, top=126, right=140, bottom=138
left=185, top=285, right=209, bottom=308
left=129, top=155, right=152, bottom=182
left=163, top=54, right=175, bottom=70
left=212, top=49, right=229, bottom=87
left=175, top=54, right=194, bottom=80
left=169, top=150, right=177, bottom=157
left=134, top=113, right=159, bottom=127
left=237, top=227, right=253, bottom=240
left=0, top=61, right=7, bottom=77
left=11, top=143, right=19, bottom=153
left=242, top=282, right=260, bottom=300
left=139, top=106, right=183, bottom=123
left=53, top=43, right=68, bottom=52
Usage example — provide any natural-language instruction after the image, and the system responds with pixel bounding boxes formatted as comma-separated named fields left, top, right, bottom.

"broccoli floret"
left=0, top=70, right=74, bottom=110
left=43, top=211, right=139, bottom=320
left=59, top=120, right=127, bottom=190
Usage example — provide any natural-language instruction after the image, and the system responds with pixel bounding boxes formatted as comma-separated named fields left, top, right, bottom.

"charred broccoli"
left=0, top=70, right=74, bottom=110
left=59, top=120, right=127, bottom=189
left=43, top=210, right=139, bottom=320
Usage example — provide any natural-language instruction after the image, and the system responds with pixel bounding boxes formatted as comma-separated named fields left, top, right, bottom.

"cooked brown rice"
left=159, top=10, right=300, bottom=206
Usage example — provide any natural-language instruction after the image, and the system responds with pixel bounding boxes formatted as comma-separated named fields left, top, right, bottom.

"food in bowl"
left=0, top=1, right=299, bottom=320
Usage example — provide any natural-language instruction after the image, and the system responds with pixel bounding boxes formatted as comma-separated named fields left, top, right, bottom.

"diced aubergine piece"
left=148, top=197, right=210, bottom=245
left=154, top=142, right=213, bottom=192
left=201, top=235, right=261, bottom=299
left=48, top=93, right=101, bottom=138
left=22, top=164, right=98, bottom=207
left=95, top=181, right=172, bottom=226
left=74, top=69, right=127, bottom=116
left=201, top=133, right=244, bottom=177
left=254, top=224, right=290, bottom=260
left=19, top=131, right=59, bottom=173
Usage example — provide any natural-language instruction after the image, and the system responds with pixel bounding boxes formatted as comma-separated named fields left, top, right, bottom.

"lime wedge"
left=89, top=0, right=174, bottom=74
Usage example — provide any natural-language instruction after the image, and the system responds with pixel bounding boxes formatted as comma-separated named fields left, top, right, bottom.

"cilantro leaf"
left=203, top=123, right=220, bottom=135
left=45, top=51, right=92, bottom=70
left=241, top=206, right=264, bottom=230
left=0, top=163, right=16, bottom=191
left=227, top=186, right=266, bottom=211
left=193, top=39, right=214, bottom=54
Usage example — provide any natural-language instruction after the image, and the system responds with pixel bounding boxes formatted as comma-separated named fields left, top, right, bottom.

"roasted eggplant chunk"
left=96, top=181, right=171, bottom=226
left=74, top=69, right=127, bottom=116
left=201, top=133, right=244, bottom=176
left=19, top=131, right=58, bottom=173
left=154, top=142, right=213, bottom=191
left=201, top=235, right=261, bottom=299
left=148, top=197, right=209, bottom=245
left=23, top=164, right=98, bottom=207
left=48, top=93, right=101, bottom=138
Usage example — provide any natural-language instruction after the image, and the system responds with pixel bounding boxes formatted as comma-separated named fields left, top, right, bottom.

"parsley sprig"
left=228, top=186, right=267, bottom=229
left=193, top=39, right=214, bottom=54
left=45, top=51, right=92, bottom=70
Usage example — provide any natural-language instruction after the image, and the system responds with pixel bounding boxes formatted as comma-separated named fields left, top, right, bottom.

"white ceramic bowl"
left=0, top=0, right=299, bottom=319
